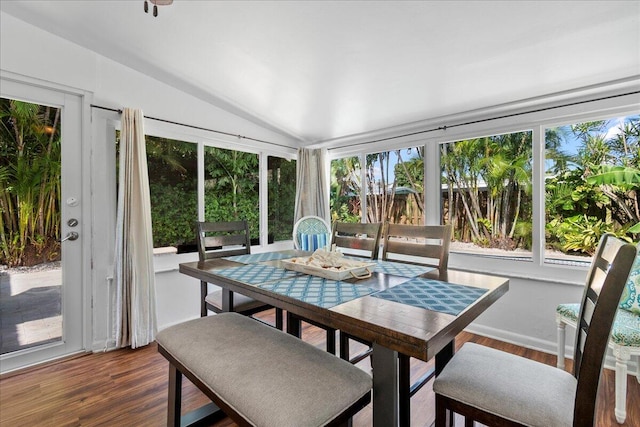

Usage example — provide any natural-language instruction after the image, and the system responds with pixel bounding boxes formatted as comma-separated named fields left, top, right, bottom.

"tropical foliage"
left=330, top=115, right=639, bottom=258
left=141, top=137, right=296, bottom=249
left=0, top=98, right=61, bottom=267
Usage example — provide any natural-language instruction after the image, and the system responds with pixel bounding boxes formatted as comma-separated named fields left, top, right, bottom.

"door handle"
left=61, top=231, right=79, bottom=242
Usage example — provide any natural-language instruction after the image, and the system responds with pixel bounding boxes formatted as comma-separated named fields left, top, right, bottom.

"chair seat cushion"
left=156, top=313, right=372, bottom=426
left=557, top=303, right=640, bottom=347
left=434, top=342, right=576, bottom=427
left=206, top=289, right=269, bottom=312
left=620, top=252, right=640, bottom=314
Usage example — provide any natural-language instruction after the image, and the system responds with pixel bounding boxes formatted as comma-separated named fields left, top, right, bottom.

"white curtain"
left=113, top=108, right=157, bottom=349
left=294, top=148, right=330, bottom=223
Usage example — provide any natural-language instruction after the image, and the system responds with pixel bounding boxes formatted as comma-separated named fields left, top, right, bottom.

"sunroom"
left=1, top=1, right=639, bottom=426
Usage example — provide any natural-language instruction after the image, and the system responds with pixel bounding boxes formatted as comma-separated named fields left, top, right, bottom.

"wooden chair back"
left=381, top=223, right=452, bottom=270
left=572, top=234, right=637, bottom=425
left=196, top=220, right=251, bottom=261
left=330, top=222, right=383, bottom=259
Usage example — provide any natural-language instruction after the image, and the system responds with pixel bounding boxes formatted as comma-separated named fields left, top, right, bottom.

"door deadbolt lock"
left=61, top=231, right=79, bottom=242
left=67, top=218, right=79, bottom=227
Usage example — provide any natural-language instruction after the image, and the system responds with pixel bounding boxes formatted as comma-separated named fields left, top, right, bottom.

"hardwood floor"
left=1, top=309, right=638, bottom=426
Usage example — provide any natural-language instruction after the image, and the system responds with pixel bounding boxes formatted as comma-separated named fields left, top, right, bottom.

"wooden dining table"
left=179, top=249, right=509, bottom=427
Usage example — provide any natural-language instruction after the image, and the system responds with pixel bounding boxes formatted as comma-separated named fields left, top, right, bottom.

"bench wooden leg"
left=275, top=308, right=284, bottom=330
left=168, top=363, right=182, bottom=427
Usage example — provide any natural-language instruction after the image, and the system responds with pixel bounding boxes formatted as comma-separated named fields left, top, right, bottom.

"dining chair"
left=330, top=221, right=383, bottom=259
left=330, top=222, right=383, bottom=364
left=290, top=218, right=379, bottom=355
left=556, top=249, right=640, bottom=424
left=292, top=215, right=332, bottom=251
left=197, top=220, right=283, bottom=329
left=433, top=233, right=637, bottom=427
left=381, top=223, right=453, bottom=426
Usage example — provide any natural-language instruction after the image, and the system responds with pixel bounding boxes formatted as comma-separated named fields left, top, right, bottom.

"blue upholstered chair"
left=556, top=252, right=640, bottom=424
left=292, top=215, right=331, bottom=251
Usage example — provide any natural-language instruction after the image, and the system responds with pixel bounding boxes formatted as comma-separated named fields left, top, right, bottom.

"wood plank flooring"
left=1, top=309, right=638, bottom=426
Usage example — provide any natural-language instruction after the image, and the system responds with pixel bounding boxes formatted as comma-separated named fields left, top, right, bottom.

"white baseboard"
left=465, top=324, right=639, bottom=377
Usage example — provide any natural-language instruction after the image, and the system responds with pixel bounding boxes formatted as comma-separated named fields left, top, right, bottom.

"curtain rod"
left=90, top=104, right=293, bottom=149
left=336, top=90, right=640, bottom=149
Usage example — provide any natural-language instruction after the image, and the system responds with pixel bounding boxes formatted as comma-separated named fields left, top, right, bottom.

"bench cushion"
left=434, top=342, right=576, bottom=427
left=156, top=313, right=371, bottom=426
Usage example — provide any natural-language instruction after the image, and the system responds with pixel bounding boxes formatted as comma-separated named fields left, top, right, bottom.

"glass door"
left=0, top=79, right=84, bottom=373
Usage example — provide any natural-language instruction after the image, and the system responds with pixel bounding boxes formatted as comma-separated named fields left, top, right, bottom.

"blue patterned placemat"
left=259, top=276, right=376, bottom=308
left=373, top=260, right=435, bottom=277
left=223, top=252, right=295, bottom=264
left=212, top=264, right=301, bottom=284
left=371, top=278, right=488, bottom=315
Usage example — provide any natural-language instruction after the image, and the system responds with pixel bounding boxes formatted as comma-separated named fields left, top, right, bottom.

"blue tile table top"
left=371, top=278, right=488, bottom=316
left=223, top=252, right=295, bottom=264
left=259, top=276, right=377, bottom=308
left=373, top=260, right=435, bottom=277
left=212, top=264, right=301, bottom=285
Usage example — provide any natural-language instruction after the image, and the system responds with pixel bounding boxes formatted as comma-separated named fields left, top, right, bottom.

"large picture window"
left=204, top=146, right=259, bottom=243
left=330, top=148, right=424, bottom=225
left=331, top=156, right=361, bottom=222
left=145, top=135, right=198, bottom=252
left=440, top=132, right=533, bottom=259
left=544, top=114, right=639, bottom=264
left=117, top=133, right=295, bottom=251
left=268, top=156, right=296, bottom=242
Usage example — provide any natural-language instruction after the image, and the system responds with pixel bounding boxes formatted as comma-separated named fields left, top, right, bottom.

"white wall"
left=1, top=10, right=637, bottom=376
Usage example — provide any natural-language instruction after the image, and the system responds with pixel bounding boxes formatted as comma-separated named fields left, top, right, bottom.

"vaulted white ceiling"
left=2, top=1, right=639, bottom=144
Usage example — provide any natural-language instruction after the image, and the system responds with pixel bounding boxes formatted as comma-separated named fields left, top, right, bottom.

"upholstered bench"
left=557, top=303, right=640, bottom=424
left=156, top=312, right=372, bottom=427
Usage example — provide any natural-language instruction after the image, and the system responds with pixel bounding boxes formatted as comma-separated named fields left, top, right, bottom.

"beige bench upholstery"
left=156, top=313, right=372, bottom=427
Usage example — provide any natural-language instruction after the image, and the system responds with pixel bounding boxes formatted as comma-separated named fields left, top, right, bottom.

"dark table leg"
left=435, top=340, right=456, bottom=427
left=372, top=342, right=398, bottom=427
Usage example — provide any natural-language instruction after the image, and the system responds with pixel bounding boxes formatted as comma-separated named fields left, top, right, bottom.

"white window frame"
left=328, top=90, right=639, bottom=284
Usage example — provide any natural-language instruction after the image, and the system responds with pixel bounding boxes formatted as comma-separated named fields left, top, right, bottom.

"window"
left=204, top=146, right=259, bottom=243
left=145, top=135, right=198, bottom=251
left=330, top=156, right=362, bottom=222
left=268, top=156, right=296, bottom=242
left=117, top=133, right=295, bottom=251
left=440, top=132, right=533, bottom=259
left=544, top=114, right=640, bottom=264
left=330, top=147, right=424, bottom=224
left=367, top=148, right=424, bottom=225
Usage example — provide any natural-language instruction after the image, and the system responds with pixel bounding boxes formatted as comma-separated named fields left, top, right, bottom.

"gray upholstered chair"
left=433, top=233, right=637, bottom=427
left=197, top=220, right=283, bottom=329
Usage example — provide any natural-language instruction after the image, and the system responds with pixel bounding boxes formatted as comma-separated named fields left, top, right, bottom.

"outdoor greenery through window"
left=203, top=146, right=259, bottom=244
left=268, top=156, right=296, bottom=242
left=330, top=148, right=424, bottom=224
left=440, top=132, right=533, bottom=259
left=331, top=156, right=361, bottom=222
left=116, top=132, right=293, bottom=251
left=0, top=98, right=61, bottom=267
left=544, top=114, right=640, bottom=263
left=145, top=136, right=197, bottom=251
